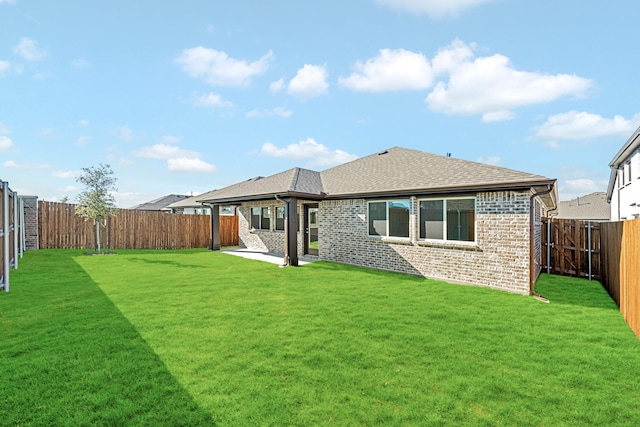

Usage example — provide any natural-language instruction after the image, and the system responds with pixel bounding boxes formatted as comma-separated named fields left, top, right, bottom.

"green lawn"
left=2, top=249, right=640, bottom=426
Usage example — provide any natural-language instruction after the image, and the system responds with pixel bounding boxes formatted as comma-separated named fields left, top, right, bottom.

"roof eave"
left=609, top=126, right=640, bottom=167
left=324, top=179, right=556, bottom=200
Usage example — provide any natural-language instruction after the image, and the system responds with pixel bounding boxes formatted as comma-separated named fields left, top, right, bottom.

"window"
left=419, top=198, right=475, bottom=242
left=275, top=206, right=285, bottom=231
left=251, top=207, right=271, bottom=230
left=368, top=200, right=410, bottom=238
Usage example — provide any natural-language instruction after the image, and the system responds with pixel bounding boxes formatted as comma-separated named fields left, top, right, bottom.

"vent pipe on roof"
left=378, top=150, right=388, bottom=155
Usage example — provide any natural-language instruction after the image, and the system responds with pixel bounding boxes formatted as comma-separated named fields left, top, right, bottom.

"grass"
left=2, top=249, right=640, bottom=426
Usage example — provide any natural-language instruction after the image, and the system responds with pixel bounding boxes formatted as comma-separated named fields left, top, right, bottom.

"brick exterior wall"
left=237, top=200, right=308, bottom=259
left=22, top=196, right=39, bottom=250
left=238, top=191, right=544, bottom=294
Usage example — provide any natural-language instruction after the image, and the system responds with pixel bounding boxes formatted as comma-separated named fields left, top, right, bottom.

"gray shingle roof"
left=320, top=147, right=552, bottom=196
left=130, top=194, right=190, bottom=210
left=198, top=147, right=556, bottom=204
left=196, top=168, right=323, bottom=204
left=556, top=192, right=610, bottom=220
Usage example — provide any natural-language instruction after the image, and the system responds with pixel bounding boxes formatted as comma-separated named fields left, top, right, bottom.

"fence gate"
left=541, top=218, right=601, bottom=281
left=1, top=180, right=26, bottom=292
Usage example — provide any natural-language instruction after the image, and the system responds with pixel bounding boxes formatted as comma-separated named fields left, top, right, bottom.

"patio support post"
left=208, top=203, right=220, bottom=251
left=285, top=197, right=298, bottom=266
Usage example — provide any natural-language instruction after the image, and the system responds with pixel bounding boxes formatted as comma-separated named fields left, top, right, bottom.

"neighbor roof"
left=130, top=194, right=190, bottom=210
left=556, top=192, right=610, bottom=220
left=198, top=147, right=556, bottom=205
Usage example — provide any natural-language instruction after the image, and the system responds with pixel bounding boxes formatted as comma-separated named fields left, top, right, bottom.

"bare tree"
left=75, top=164, right=118, bottom=253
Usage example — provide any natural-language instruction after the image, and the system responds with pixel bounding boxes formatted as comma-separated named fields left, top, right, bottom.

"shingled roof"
left=198, top=147, right=556, bottom=204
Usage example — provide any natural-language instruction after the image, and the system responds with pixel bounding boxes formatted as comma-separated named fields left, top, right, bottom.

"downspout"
left=275, top=195, right=290, bottom=267
left=530, top=184, right=556, bottom=301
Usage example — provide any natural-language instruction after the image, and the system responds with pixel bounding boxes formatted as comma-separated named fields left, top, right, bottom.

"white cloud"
left=377, top=0, right=495, bottom=17
left=561, top=178, right=608, bottom=200
left=0, top=135, right=14, bottom=152
left=160, top=135, right=182, bottom=144
left=167, top=157, right=216, bottom=173
left=0, top=60, right=10, bottom=75
left=110, top=126, right=134, bottom=141
left=0, top=122, right=9, bottom=134
left=287, top=64, right=329, bottom=99
left=175, top=47, right=273, bottom=87
left=425, top=40, right=593, bottom=122
left=3, top=160, right=49, bottom=169
left=533, top=111, right=640, bottom=142
left=339, top=48, right=433, bottom=92
left=72, top=58, right=90, bottom=68
left=260, top=138, right=358, bottom=168
left=52, top=170, right=80, bottom=179
left=192, top=92, right=234, bottom=108
left=133, top=143, right=200, bottom=160
left=476, top=156, right=501, bottom=166
left=79, top=119, right=89, bottom=127
left=246, top=107, right=292, bottom=118
left=270, top=78, right=285, bottom=93
left=12, top=37, right=47, bottom=61
left=0, top=0, right=16, bottom=4
left=76, top=135, right=91, bottom=146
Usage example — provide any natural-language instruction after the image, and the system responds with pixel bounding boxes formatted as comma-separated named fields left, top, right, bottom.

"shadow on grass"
left=126, top=256, right=208, bottom=269
left=1, top=250, right=214, bottom=426
left=534, top=273, right=619, bottom=311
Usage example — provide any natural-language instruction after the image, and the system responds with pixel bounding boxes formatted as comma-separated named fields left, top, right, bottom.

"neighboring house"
left=197, top=147, right=557, bottom=295
left=131, top=194, right=190, bottom=211
left=556, top=192, right=610, bottom=221
left=607, top=125, right=640, bottom=220
left=164, top=194, right=212, bottom=215
left=165, top=193, right=234, bottom=215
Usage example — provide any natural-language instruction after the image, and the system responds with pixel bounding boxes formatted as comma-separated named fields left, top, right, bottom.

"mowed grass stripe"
left=3, top=249, right=640, bottom=426
left=72, top=249, right=640, bottom=426
left=1, top=250, right=213, bottom=427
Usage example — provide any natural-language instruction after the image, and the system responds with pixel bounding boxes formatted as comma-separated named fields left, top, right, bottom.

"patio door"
left=304, top=204, right=319, bottom=256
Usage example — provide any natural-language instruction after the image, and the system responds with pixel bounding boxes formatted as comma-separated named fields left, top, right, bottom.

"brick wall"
left=319, top=191, right=535, bottom=294
left=22, top=196, right=38, bottom=250
left=237, top=201, right=307, bottom=259
left=237, top=191, right=543, bottom=294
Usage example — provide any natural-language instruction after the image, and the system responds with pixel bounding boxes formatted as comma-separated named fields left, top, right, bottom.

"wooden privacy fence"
left=600, top=219, right=640, bottom=339
left=1, top=180, right=26, bottom=292
left=541, top=218, right=601, bottom=280
left=38, top=201, right=238, bottom=250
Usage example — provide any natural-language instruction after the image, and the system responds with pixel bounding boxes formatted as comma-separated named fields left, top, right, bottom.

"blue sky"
left=1, top=0, right=638, bottom=207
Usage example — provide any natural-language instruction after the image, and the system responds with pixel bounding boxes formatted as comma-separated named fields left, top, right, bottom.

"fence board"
left=38, top=201, right=239, bottom=250
left=600, top=219, right=640, bottom=339
left=541, top=218, right=601, bottom=280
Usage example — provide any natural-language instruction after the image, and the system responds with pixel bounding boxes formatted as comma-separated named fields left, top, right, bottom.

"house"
left=606, top=125, right=640, bottom=220
left=130, top=194, right=190, bottom=211
left=165, top=193, right=234, bottom=215
left=197, top=147, right=557, bottom=295
left=556, top=192, right=609, bottom=221
left=164, top=194, right=212, bottom=215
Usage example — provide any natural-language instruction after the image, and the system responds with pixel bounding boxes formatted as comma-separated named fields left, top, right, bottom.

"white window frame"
left=367, top=199, right=411, bottom=239
left=418, top=196, right=476, bottom=243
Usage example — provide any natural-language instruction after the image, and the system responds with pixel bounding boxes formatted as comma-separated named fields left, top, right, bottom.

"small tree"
left=75, top=164, right=118, bottom=253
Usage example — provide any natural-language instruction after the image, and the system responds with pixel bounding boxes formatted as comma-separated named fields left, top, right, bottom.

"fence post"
left=2, top=181, right=9, bottom=292
left=587, top=221, right=592, bottom=281
left=546, top=218, right=551, bottom=274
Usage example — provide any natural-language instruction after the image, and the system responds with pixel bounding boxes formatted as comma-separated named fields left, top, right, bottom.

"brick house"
left=198, top=147, right=557, bottom=294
